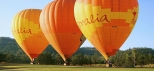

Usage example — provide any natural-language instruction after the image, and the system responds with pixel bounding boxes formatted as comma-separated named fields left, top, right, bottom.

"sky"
left=0, top=0, right=154, bottom=50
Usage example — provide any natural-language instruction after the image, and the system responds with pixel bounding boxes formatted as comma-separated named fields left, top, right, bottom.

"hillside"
left=1, top=37, right=154, bottom=56
left=0, top=37, right=100, bottom=56
left=0, top=37, right=154, bottom=66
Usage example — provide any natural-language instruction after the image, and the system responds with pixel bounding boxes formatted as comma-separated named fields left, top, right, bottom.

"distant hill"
left=0, top=37, right=154, bottom=56
left=1, top=37, right=154, bottom=66
left=0, top=37, right=24, bottom=55
left=1, top=37, right=154, bottom=55
left=0, top=37, right=101, bottom=56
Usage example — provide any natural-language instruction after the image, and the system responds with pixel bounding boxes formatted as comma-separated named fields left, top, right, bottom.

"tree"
left=84, top=54, right=91, bottom=64
left=71, top=53, right=84, bottom=65
left=137, top=54, right=147, bottom=67
left=55, top=54, right=64, bottom=65
left=91, top=52, right=100, bottom=64
left=125, top=53, right=134, bottom=67
left=0, top=53, right=6, bottom=62
left=36, top=52, right=54, bottom=65
left=148, top=53, right=153, bottom=64
left=113, top=50, right=126, bottom=67
left=132, top=48, right=137, bottom=67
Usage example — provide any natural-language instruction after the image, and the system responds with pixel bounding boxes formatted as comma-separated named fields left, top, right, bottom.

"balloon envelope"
left=11, top=9, right=49, bottom=60
left=74, top=0, right=139, bottom=60
left=40, top=0, right=86, bottom=61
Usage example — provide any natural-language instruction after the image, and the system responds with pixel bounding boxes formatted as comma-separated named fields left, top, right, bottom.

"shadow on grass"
left=0, top=66, right=29, bottom=70
left=0, top=63, right=28, bottom=70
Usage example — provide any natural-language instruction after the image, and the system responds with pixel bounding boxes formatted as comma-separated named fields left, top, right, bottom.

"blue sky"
left=0, top=0, right=154, bottom=50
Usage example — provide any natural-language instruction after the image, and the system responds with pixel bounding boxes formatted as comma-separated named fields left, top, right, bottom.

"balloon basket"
left=106, top=61, right=112, bottom=67
left=64, top=63, right=66, bottom=66
left=64, top=60, right=70, bottom=66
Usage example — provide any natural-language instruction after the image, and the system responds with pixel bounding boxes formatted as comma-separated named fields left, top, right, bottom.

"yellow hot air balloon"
left=11, top=9, right=49, bottom=62
left=40, top=0, right=86, bottom=62
left=74, top=0, right=139, bottom=60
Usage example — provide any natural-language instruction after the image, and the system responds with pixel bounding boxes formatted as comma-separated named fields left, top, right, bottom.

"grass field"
left=0, top=63, right=154, bottom=71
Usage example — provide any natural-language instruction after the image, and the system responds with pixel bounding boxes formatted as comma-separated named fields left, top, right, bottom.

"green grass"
left=0, top=63, right=154, bottom=71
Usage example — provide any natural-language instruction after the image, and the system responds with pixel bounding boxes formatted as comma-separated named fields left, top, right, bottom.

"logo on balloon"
left=131, top=9, right=137, bottom=25
left=12, top=28, right=32, bottom=34
left=76, top=14, right=110, bottom=28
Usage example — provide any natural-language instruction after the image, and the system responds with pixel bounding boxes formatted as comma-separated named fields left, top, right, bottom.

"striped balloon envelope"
left=74, top=0, right=139, bottom=60
left=11, top=9, right=49, bottom=61
left=40, top=0, right=86, bottom=62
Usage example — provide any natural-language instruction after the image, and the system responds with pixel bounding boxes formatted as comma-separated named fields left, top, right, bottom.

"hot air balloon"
left=11, top=9, right=49, bottom=62
left=74, top=0, right=139, bottom=60
left=40, top=0, right=86, bottom=63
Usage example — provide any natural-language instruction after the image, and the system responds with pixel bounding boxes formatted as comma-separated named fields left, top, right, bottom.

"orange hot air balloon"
left=11, top=9, right=49, bottom=61
left=40, top=0, right=86, bottom=61
left=74, top=0, right=139, bottom=60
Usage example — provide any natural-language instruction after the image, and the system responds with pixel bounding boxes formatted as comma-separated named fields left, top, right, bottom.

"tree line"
left=0, top=37, right=154, bottom=67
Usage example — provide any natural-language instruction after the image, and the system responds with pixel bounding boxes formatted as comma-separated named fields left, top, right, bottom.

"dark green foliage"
left=83, top=54, right=92, bottom=64
left=110, top=48, right=154, bottom=67
left=71, top=53, right=85, bottom=65
left=0, top=37, right=154, bottom=67
left=0, top=53, right=6, bottom=62
left=91, top=52, right=104, bottom=64
left=36, top=52, right=55, bottom=65
left=71, top=52, right=105, bottom=65
left=55, top=54, right=64, bottom=65
left=0, top=37, right=30, bottom=63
